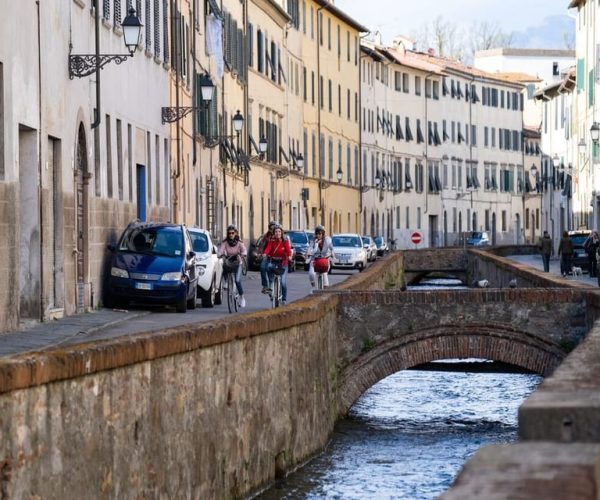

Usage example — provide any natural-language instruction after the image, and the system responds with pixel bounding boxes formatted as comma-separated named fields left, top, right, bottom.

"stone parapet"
left=441, top=443, right=600, bottom=500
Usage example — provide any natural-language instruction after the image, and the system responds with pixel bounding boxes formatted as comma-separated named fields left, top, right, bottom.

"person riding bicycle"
left=308, top=224, right=334, bottom=289
left=262, top=225, right=292, bottom=305
left=218, top=224, right=247, bottom=308
left=260, top=220, right=279, bottom=294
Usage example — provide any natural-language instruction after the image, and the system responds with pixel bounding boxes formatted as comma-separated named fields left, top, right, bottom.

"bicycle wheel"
left=317, top=273, right=324, bottom=290
left=241, top=256, right=248, bottom=276
left=272, top=276, right=280, bottom=308
left=227, top=273, right=236, bottom=313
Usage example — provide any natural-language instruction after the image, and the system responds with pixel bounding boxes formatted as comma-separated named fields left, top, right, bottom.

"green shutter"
left=590, top=69, right=595, bottom=107
left=577, top=58, right=585, bottom=92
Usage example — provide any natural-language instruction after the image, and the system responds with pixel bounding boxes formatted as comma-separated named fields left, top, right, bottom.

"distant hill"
left=513, top=15, right=575, bottom=50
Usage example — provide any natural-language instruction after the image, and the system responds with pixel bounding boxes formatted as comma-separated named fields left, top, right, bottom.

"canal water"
left=257, top=279, right=542, bottom=499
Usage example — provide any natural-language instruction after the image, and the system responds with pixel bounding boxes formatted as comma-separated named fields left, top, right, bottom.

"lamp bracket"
left=319, top=180, right=331, bottom=190
left=360, top=185, right=371, bottom=193
left=69, top=54, right=131, bottom=79
left=276, top=169, right=290, bottom=179
left=161, top=106, right=198, bottom=124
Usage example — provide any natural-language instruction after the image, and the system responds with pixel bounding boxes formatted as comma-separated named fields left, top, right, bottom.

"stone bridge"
left=0, top=249, right=597, bottom=498
left=333, top=288, right=588, bottom=414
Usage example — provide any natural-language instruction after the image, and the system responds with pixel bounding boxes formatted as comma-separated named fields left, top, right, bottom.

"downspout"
left=175, top=0, right=182, bottom=224
left=37, top=0, right=45, bottom=319
left=192, top=0, right=197, bottom=167
left=317, top=4, right=324, bottom=224
left=91, top=0, right=101, bottom=129
left=521, top=106, right=526, bottom=245
left=423, top=70, right=435, bottom=216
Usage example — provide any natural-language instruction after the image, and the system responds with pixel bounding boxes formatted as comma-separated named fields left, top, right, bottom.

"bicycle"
left=222, top=256, right=240, bottom=313
left=267, top=258, right=285, bottom=308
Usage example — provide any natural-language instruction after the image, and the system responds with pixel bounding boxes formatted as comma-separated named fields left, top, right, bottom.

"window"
left=402, top=73, right=409, bottom=93
left=415, top=75, right=421, bottom=96
left=425, top=79, right=432, bottom=98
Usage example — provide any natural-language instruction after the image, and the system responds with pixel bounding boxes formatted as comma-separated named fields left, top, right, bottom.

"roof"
left=475, top=47, right=576, bottom=58
left=313, top=0, right=368, bottom=33
left=490, top=72, right=543, bottom=84
left=569, top=0, right=586, bottom=8
left=523, top=126, right=541, bottom=138
left=533, top=68, right=576, bottom=100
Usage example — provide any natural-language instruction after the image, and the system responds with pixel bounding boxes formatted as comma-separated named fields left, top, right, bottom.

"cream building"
left=360, top=38, right=531, bottom=248
left=0, top=0, right=171, bottom=332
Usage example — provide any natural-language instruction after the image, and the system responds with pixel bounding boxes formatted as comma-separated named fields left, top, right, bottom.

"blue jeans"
left=267, top=262, right=288, bottom=301
left=542, top=253, right=550, bottom=272
left=224, top=265, right=244, bottom=295
left=260, top=257, right=269, bottom=288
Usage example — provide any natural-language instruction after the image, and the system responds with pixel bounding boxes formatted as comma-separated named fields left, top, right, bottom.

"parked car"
left=107, top=221, right=199, bottom=312
left=331, top=234, right=368, bottom=272
left=248, top=233, right=296, bottom=272
left=362, top=235, right=378, bottom=262
left=569, top=229, right=592, bottom=272
left=373, top=236, right=389, bottom=256
left=286, top=230, right=311, bottom=270
left=466, top=231, right=490, bottom=246
left=188, top=227, right=223, bottom=307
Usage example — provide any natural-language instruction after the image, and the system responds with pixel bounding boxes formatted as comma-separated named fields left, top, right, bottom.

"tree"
left=469, top=21, right=514, bottom=56
left=411, top=16, right=465, bottom=61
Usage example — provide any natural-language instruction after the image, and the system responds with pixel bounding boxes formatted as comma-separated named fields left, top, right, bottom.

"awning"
left=207, top=0, right=223, bottom=19
left=416, top=122, right=425, bottom=143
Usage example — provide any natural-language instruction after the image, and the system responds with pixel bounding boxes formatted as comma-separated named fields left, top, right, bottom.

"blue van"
left=107, top=221, right=198, bottom=312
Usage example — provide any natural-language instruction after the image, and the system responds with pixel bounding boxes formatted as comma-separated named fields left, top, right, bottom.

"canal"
left=257, top=278, right=542, bottom=499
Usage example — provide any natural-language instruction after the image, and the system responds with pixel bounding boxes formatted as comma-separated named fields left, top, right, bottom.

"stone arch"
left=337, top=325, right=565, bottom=416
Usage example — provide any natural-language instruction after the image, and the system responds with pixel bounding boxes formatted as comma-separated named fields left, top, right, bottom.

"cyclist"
left=218, top=224, right=247, bottom=308
left=262, top=225, right=293, bottom=305
left=308, top=224, right=334, bottom=289
left=260, top=220, right=279, bottom=294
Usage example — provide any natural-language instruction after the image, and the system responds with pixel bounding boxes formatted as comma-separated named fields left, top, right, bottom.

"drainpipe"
left=174, top=0, right=182, bottom=224
left=37, top=0, right=45, bottom=319
left=91, top=1, right=101, bottom=129
left=192, top=0, right=197, bottom=167
left=317, top=4, right=325, bottom=225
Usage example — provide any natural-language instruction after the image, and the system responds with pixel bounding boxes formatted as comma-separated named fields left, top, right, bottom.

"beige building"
left=0, top=0, right=171, bottom=332
left=360, top=38, right=531, bottom=248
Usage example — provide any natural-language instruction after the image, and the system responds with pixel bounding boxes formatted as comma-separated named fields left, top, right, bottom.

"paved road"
left=0, top=267, right=360, bottom=357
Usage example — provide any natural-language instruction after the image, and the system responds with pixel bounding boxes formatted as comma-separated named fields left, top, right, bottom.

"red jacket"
left=263, top=238, right=292, bottom=266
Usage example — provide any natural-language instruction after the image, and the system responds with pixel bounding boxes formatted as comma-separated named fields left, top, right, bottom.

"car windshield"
left=470, top=232, right=483, bottom=239
left=287, top=231, right=309, bottom=244
left=374, top=237, right=384, bottom=245
left=570, top=234, right=589, bottom=246
left=332, top=236, right=361, bottom=248
left=362, top=236, right=372, bottom=244
left=119, top=227, right=183, bottom=257
left=189, top=231, right=210, bottom=253
left=306, top=232, right=315, bottom=243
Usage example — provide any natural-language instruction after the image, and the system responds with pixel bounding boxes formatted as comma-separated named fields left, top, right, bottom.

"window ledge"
left=73, top=0, right=85, bottom=9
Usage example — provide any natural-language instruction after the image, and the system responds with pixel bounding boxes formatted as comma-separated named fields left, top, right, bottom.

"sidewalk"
left=508, top=254, right=599, bottom=287
left=0, top=309, right=151, bottom=357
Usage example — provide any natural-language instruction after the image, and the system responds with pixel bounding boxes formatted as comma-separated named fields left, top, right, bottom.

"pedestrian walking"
left=583, top=231, right=600, bottom=277
left=538, top=230, right=553, bottom=272
left=557, top=230, right=574, bottom=277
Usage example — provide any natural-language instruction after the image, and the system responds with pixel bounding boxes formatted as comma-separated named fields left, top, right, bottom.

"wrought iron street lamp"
left=70, top=6, right=142, bottom=129
left=591, top=122, right=600, bottom=144
left=69, top=8, right=142, bottom=80
left=161, top=73, right=216, bottom=123
left=336, top=166, right=343, bottom=183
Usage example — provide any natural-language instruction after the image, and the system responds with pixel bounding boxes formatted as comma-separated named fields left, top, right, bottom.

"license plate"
left=135, top=282, right=152, bottom=290
left=339, top=258, right=348, bottom=264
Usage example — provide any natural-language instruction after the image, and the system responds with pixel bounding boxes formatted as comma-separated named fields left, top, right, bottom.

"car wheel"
left=176, top=289, right=188, bottom=313
left=187, top=294, right=197, bottom=310
left=202, top=280, right=216, bottom=308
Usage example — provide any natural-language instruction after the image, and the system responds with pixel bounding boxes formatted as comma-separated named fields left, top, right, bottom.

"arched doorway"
left=75, top=123, right=90, bottom=313
left=515, top=213, right=521, bottom=244
left=443, top=210, right=448, bottom=246
left=491, top=212, right=497, bottom=245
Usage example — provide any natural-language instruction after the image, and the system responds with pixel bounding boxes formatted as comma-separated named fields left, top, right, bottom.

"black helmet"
left=269, top=220, right=278, bottom=229
left=227, top=224, right=238, bottom=233
left=315, top=224, right=325, bottom=234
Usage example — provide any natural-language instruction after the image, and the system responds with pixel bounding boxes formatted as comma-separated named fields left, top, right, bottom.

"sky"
left=334, top=0, right=575, bottom=50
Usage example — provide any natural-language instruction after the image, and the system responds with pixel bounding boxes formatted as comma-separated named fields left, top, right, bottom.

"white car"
left=331, top=234, right=368, bottom=272
left=188, top=227, right=223, bottom=307
left=362, top=235, right=378, bottom=262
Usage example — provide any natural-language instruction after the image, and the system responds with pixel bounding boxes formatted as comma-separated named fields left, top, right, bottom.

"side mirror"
left=107, top=243, right=116, bottom=252
left=188, top=251, right=196, bottom=259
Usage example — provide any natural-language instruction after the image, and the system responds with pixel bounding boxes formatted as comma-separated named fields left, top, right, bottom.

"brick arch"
left=337, top=325, right=565, bottom=417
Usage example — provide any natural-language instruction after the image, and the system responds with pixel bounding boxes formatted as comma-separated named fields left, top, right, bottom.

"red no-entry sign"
left=411, top=232, right=422, bottom=245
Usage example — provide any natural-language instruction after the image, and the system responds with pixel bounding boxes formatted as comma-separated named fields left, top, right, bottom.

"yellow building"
left=301, top=0, right=367, bottom=233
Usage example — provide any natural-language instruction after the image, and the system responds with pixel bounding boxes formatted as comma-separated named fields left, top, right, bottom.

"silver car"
left=362, top=235, right=378, bottom=262
left=188, top=227, right=223, bottom=307
left=331, top=234, right=368, bottom=272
